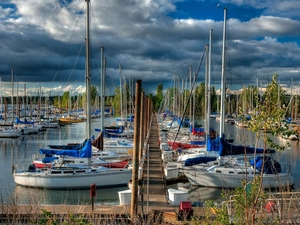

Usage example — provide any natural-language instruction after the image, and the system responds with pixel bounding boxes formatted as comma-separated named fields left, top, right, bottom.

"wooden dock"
left=137, top=113, right=185, bottom=223
left=141, top=113, right=169, bottom=211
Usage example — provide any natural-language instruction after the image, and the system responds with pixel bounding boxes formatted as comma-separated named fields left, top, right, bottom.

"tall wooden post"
left=143, top=95, right=148, bottom=143
left=145, top=96, right=149, bottom=133
left=139, top=92, right=144, bottom=161
left=148, top=97, right=152, bottom=124
left=11, top=69, right=14, bottom=122
left=130, top=80, right=142, bottom=219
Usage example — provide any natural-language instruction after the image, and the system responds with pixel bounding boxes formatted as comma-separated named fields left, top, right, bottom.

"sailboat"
left=13, top=0, right=132, bottom=189
left=183, top=8, right=294, bottom=189
left=0, top=126, right=21, bottom=138
left=32, top=141, right=129, bottom=169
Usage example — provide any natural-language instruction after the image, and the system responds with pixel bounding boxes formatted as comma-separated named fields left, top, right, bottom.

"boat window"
left=51, top=171, right=62, bottom=174
left=229, top=171, right=234, bottom=174
left=75, top=170, right=85, bottom=173
left=237, top=172, right=249, bottom=174
left=216, top=170, right=221, bottom=173
left=63, top=171, right=74, bottom=174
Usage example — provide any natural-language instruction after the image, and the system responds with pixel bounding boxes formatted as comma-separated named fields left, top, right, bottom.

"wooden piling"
left=130, top=80, right=142, bottom=219
left=139, top=91, right=145, bottom=161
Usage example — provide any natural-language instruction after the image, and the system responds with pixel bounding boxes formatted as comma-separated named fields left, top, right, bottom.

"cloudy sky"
left=0, top=0, right=300, bottom=97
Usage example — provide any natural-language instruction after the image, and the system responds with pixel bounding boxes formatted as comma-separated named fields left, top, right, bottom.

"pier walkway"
left=140, top=113, right=169, bottom=212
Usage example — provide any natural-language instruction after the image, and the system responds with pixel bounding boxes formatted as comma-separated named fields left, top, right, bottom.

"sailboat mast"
left=207, top=29, right=212, bottom=139
left=219, top=8, right=227, bottom=136
left=24, top=84, right=26, bottom=118
left=85, top=0, right=91, bottom=139
left=0, top=77, right=2, bottom=115
left=205, top=44, right=209, bottom=135
left=17, top=82, right=19, bottom=119
left=100, top=47, right=104, bottom=132
left=39, top=86, right=41, bottom=121
left=277, top=79, right=280, bottom=110
left=189, top=65, right=192, bottom=122
left=290, top=78, right=294, bottom=120
left=193, top=72, right=195, bottom=127
left=119, top=64, right=123, bottom=122
left=11, top=69, right=14, bottom=123
left=124, top=75, right=127, bottom=122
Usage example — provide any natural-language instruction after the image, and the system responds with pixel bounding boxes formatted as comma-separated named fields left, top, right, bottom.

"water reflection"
left=178, top=183, right=223, bottom=201
left=12, top=185, right=127, bottom=205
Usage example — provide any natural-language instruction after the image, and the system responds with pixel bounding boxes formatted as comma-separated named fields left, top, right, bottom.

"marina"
left=0, top=113, right=299, bottom=224
left=0, top=115, right=299, bottom=205
left=0, top=0, right=299, bottom=223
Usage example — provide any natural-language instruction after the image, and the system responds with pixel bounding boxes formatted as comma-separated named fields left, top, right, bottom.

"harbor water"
left=0, top=117, right=128, bottom=205
left=0, top=117, right=299, bottom=205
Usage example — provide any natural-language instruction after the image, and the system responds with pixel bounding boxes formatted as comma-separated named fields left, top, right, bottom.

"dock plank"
left=141, top=114, right=169, bottom=209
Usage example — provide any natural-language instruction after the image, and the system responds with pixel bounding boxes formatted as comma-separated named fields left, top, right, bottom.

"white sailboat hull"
left=14, top=125, right=39, bottom=135
left=14, top=167, right=132, bottom=189
left=184, top=168, right=294, bottom=189
left=40, top=122, right=59, bottom=129
left=103, top=146, right=133, bottom=154
left=0, top=129, right=21, bottom=138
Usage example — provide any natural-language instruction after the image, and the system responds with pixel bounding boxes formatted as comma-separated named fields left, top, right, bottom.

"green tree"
left=194, top=82, right=205, bottom=117
left=82, top=92, right=87, bottom=112
left=61, top=91, right=70, bottom=110
left=53, top=96, right=59, bottom=108
left=90, top=85, right=98, bottom=108
left=112, top=86, right=121, bottom=116
left=153, top=83, right=163, bottom=112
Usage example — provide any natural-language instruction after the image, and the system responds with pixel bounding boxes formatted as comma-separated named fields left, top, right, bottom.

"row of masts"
left=162, top=5, right=299, bottom=142
left=2, top=66, right=137, bottom=123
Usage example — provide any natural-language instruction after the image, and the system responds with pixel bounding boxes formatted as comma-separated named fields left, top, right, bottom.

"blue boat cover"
left=184, top=156, right=217, bottom=166
left=207, top=136, right=275, bottom=156
left=39, top=139, right=92, bottom=158
left=249, top=156, right=278, bottom=174
left=15, top=117, right=34, bottom=124
left=42, top=156, right=59, bottom=163
left=190, top=140, right=206, bottom=145
left=47, top=139, right=88, bottom=150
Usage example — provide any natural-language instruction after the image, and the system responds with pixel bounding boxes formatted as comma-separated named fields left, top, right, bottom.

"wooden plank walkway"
left=140, top=113, right=169, bottom=212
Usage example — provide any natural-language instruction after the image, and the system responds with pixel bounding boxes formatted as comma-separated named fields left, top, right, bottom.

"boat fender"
left=12, top=164, right=16, bottom=173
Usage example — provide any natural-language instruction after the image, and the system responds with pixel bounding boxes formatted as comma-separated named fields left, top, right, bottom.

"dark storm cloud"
left=0, top=0, right=299, bottom=95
